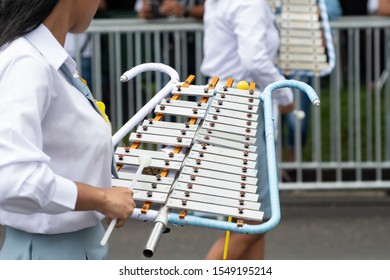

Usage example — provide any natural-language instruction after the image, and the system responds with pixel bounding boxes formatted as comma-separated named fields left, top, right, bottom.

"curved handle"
left=112, top=63, right=180, bottom=146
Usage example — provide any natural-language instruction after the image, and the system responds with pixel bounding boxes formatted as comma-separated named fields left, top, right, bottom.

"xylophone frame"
left=109, top=63, right=320, bottom=257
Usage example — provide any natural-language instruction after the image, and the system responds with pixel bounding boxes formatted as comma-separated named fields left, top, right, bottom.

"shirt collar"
left=24, top=24, right=76, bottom=73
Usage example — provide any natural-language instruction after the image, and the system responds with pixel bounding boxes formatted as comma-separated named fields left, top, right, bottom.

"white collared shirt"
left=200, top=0, right=293, bottom=110
left=0, top=25, right=113, bottom=234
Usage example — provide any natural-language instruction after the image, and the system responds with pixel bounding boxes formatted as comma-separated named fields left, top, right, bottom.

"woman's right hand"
left=100, top=187, right=136, bottom=228
left=75, top=182, right=136, bottom=228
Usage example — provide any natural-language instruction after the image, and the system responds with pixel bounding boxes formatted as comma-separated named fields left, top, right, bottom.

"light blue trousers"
left=0, top=223, right=108, bottom=260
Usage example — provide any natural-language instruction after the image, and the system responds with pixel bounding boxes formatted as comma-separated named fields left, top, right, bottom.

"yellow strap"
left=80, top=77, right=88, bottom=86
left=96, top=101, right=110, bottom=123
left=79, top=76, right=110, bottom=123
left=223, top=216, right=233, bottom=260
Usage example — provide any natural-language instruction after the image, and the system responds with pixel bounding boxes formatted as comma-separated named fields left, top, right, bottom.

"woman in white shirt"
left=201, top=0, right=294, bottom=260
left=201, top=0, right=295, bottom=122
left=0, top=0, right=135, bottom=259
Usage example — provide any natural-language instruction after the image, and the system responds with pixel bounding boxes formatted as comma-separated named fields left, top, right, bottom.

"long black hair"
left=0, top=0, right=58, bottom=48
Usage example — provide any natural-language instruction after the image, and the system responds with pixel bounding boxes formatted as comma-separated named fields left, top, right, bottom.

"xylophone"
left=101, top=63, right=320, bottom=258
left=268, top=0, right=336, bottom=77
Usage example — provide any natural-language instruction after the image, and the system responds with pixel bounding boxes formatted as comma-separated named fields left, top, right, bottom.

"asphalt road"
left=1, top=190, right=390, bottom=260
left=106, top=190, right=390, bottom=260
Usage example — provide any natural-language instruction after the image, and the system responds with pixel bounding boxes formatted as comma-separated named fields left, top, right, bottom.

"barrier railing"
left=70, top=16, right=390, bottom=190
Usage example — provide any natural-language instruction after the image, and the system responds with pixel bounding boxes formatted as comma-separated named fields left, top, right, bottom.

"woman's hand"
left=279, top=102, right=295, bottom=115
left=100, top=187, right=136, bottom=228
left=138, top=1, right=154, bottom=19
left=75, top=182, right=136, bottom=228
left=159, top=0, right=185, bottom=17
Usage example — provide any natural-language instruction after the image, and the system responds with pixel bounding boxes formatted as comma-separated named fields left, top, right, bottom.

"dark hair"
left=0, top=0, right=58, bottom=48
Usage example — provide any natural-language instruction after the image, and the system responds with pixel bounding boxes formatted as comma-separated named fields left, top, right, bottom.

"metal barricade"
left=68, top=16, right=390, bottom=190
left=84, top=18, right=204, bottom=130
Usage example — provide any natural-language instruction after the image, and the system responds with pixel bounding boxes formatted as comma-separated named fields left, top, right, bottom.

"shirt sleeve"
left=231, top=0, right=294, bottom=107
left=0, top=55, right=78, bottom=215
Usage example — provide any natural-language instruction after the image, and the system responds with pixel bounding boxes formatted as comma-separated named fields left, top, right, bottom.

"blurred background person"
left=135, top=0, right=205, bottom=80
left=135, top=0, right=204, bottom=20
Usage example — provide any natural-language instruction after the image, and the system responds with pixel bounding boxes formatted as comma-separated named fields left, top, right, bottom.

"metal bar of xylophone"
left=101, top=63, right=320, bottom=258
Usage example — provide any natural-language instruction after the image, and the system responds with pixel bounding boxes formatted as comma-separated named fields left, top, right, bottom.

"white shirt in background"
left=200, top=0, right=294, bottom=126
